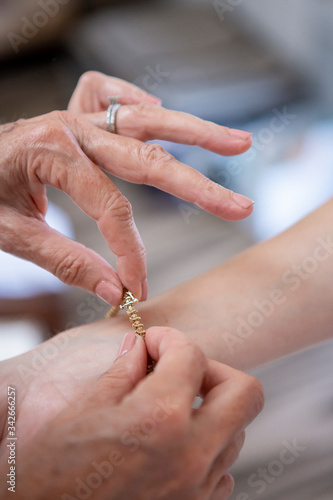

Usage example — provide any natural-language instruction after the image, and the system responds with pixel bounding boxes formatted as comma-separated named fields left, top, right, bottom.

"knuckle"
left=163, top=408, right=189, bottom=438
left=48, top=109, right=71, bottom=124
left=223, top=473, right=235, bottom=497
left=53, top=252, right=86, bottom=286
left=198, top=174, right=216, bottom=194
left=180, top=342, right=206, bottom=372
left=135, top=143, right=175, bottom=185
left=141, top=143, right=173, bottom=166
left=28, top=112, right=79, bottom=167
left=131, top=242, right=146, bottom=262
left=40, top=111, right=73, bottom=141
left=47, top=110, right=82, bottom=136
left=104, top=192, right=133, bottom=223
left=240, top=374, right=265, bottom=414
left=134, top=101, right=156, bottom=117
left=126, top=102, right=157, bottom=141
left=0, top=118, right=26, bottom=135
left=77, top=71, right=100, bottom=89
left=32, top=117, right=58, bottom=141
left=12, top=118, right=26, bottom=128
left=103, top=363, right=131, bottom=390
left=95, top=364, right=134, bottom=406
left=194, top=175, right=221, bottom=210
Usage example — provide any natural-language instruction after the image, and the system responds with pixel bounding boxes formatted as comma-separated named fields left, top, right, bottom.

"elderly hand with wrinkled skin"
left=0, top=71, right=253, bottom=305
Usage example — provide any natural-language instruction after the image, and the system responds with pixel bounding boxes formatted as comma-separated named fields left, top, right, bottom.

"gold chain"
left=105, top=289, right=155, bottom=373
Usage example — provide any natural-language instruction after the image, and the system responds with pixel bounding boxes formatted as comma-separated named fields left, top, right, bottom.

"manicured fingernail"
left=116, top=331, right=136, bottom=359
left=229, top=128, right=252, bottom=140
left=95, top=280, right=122, bottom=305
left=141, top=279, right=148, bottom=301
left=231, top=192, right=254, bottom=209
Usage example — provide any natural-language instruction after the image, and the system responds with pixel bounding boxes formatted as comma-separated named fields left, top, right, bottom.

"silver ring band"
left=106, top=96, right=121, bottom=133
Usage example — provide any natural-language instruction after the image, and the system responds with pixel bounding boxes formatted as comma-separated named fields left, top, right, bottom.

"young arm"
left=137, top=198, right=333, bottom=370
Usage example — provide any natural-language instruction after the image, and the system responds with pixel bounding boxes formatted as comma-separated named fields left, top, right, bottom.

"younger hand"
left=0, top=327, right=263, bottom=500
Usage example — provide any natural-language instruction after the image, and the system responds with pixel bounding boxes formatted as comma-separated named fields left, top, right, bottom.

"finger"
left=1, top=211, right=124, bottom=304
left=133, top=327, right=208, bottom=416
left=69, top=117, right=254, bottom=221
left=94, top=332, right=147, bottom=405
left=203, top=432, right=245, bottom=496
left=85, top=103, right=252, bottom=156
left=194, top=360, right=264, bottom=452
left=68, top=71, right=161, bottom=114
left=209, top=474, right=235, bottom=500
left=30, top=116, right=147, bottom=299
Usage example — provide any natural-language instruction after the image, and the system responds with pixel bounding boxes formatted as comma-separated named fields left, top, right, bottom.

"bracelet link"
left=106, top=288, right=155, bottom=373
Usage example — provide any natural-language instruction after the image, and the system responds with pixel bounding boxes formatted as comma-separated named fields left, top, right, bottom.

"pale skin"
left=0, top=71, right=253, bottom=306
left=8, top=70, right=328, bottom=368
left=6, top=193, right=328, bottom=377
left=19, top=195, right=329, bottom=373
left=136, top=197, right=333, bottom=370
left=0, top=328, right=264, bottom=500
left=0, top=200, right=331, bottom=497
left=0, top=70, right=259, bottom=499
left=2, top=71, right=330, bottom=497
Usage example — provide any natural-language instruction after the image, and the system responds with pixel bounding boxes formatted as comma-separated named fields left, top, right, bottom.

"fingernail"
left=148, top=95, right=162, bottom=105
left=229, top=128, right=252, bottom=140
left=116, top=331, right=136, bottom=359
left=95, top=280, right=122, bottom=305
left=141, top=279, right=148, bottom=301
left=231, top=192, right=254, bottom=209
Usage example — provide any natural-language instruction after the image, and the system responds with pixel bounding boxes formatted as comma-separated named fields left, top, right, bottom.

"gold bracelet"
left=105, top=289, right=155, bottom=374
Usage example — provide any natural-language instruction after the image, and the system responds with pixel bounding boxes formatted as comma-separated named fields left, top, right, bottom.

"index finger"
left=133, top=327, right=208, bottom=416
left=28, top=112, right=147, bottom=300
left=194, top=360, right=264, bottom=451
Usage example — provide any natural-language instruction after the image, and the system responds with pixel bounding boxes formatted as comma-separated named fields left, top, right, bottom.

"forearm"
left=5, top=197, right=329, bottom=392
left=138, top=199, right=333, bottom=370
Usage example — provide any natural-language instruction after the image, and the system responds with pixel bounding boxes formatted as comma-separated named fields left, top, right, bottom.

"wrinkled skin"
left=0, top=71, right=253, bottom=306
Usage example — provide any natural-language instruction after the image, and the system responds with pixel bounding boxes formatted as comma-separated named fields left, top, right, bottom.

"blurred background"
left=0, top=0, right=332, bottom=498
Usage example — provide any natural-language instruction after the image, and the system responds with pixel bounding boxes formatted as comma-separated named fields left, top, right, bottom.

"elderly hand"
left=0, top=72, right=253, bottom=304
left=0, top=327, right=263, bottom=500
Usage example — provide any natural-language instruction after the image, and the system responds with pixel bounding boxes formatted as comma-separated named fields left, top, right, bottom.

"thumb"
left=5, top=214, right=124, bottom=305
left=95, top=331, right=147, bottom=405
